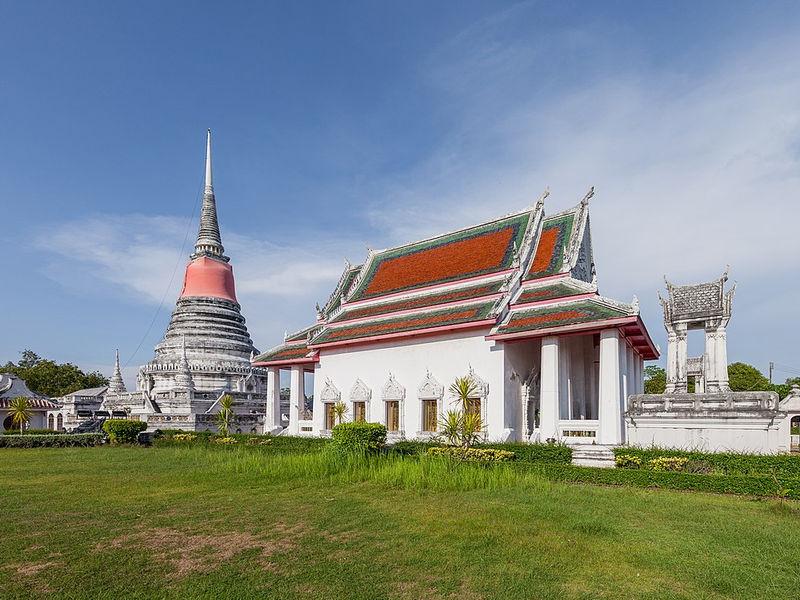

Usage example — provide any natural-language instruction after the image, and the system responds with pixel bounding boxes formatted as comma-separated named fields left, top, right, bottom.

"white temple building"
left=254, top=190, right=659, bottom=445
left=49, top=131, right=271, bottom=433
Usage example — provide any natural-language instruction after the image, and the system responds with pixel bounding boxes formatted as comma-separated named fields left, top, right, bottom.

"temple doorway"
left=791, top=416, right=800, bottom=453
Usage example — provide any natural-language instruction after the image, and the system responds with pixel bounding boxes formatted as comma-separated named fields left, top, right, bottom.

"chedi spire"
left=108, top=349, right=127, bottom=394
left=192, top=129, right=228, bottom=262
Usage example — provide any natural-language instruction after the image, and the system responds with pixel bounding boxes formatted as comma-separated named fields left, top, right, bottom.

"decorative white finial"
left=205, top=129, right=213, bottom=192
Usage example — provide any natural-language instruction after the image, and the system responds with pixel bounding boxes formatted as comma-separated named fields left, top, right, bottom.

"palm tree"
left=332, top=401, right=348, bottom=425
left=215, top=394, right=236, bottom=436
left=441, top=376, right=484, bottom=454
left=449, top=376, right=478, bottom=413
left=8, top=397, right=32, bottom=434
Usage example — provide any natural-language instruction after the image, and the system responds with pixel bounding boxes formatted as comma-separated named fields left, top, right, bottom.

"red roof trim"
left=342, top=269, right=513, bottom=309
left=331, top=293, right=505, bottom=327
left=252, top=355, right=319, bottom=367
left=310, top=319, right=497, bottom=350
left=487, top=316, right=637, bottom=341
left=511, top=292, right=597, bottom=311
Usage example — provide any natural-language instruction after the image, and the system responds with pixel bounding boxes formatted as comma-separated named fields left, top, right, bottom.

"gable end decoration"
left=382, top=373, right=406, bottom=401
left=350, top=378, right=372, bottom=403
left=320, top=378, right=341, bottom=403
left=418, top=370, right=444, bottom=400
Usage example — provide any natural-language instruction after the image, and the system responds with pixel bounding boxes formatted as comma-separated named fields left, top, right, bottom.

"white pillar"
left=675, top=324, right=688, bottom=393
left=288, top=365, right=304, bottom=435
left=665, top=331, right=677, bottom=393
left=265, top=367, right=281, bottom=433
left=704, top=326, right=717, bottom=391
left=716, top=327, right=729, bottom=390
left=539, top=336, right=560, bottom=441
left=637, top=356, right=645, bottom=394
left=626, top=346, right=635, bottom=400
left=598, top=329, right=623, bottom=445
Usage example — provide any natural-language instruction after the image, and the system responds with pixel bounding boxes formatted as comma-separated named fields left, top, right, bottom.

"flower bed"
left=0, top=433, right=104, bottom=448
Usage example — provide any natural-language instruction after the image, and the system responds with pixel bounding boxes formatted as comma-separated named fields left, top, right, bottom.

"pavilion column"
left=638, top=355, right=645, bottom=394
left=265, top=367, right=281, bottom=433
left=675, top=324, right=688, bottom=393
left=625, top=346, right=635, bottom=399
left=539, top=336, right=560, bottom=441
left=598, top=329, right=623, bottom=445
left=288, top=365, right=304, bottom=435
left=716, top=327, right=729, bottom=391
left=665, top=331, right=677, bottom=393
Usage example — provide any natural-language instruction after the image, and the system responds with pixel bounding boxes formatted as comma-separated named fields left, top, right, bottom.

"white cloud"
left=35, top=214, right=351, bottom=355
left=362, top=21, right=800, bottom=370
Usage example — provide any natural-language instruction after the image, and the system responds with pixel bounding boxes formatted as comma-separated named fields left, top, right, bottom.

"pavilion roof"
left=252, top=341, right=318, bottom=367
left=310, top=299, right=498, bottom=348
left=512, top=277, right=595, bottom=306
left=524, top=206, right=583, bottom=281
left=345, top=210, right=533, bottom=303
left=328, top=278, right=506, bottom=325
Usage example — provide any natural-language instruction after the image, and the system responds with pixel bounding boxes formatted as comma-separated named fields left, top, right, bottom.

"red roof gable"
left=348, top=212, right=530, bottom=302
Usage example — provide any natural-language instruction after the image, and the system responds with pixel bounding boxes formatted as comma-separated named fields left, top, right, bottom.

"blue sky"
left=1, top=1, right=799, bottom=386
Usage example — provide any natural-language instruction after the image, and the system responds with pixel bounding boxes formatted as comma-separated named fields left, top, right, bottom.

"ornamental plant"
left=102, top=419, right=147, bottom=444
left=648, top=457, right=689, bottom=472
left=332, top=401, right=348, bottom=425
left=331, top=422, right=387, bottom=454
left=615, top=454, right=643, bottom=469
left=427, top=447, right=515, bottom=462
left=215, top=394, right=236, bottom=436
left=7, top=397, right=32, bottom=434
left=440, top=375, right=484, bottom=458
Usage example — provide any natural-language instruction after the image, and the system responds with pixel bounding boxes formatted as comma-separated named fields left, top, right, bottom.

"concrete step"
left=570, top=444, right=616, bottom=469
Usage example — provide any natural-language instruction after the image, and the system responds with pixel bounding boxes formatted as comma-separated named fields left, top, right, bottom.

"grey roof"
left=64, top=386, right=108, bottom=398
left=0, top=373, right=41, bottom=399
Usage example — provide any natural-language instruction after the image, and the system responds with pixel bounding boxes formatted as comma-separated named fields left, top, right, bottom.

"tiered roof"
left=253, top=191, right=659, bottom=366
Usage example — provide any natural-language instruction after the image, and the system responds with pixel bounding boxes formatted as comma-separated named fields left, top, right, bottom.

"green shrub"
left=0, top=428, right=62, bottom=436
left=214, top=436, right=238, bottom=445
left=648, top=457, right=689, bottom=472
left=389, top=440, right=572, bottom=463
left=427, top=446, right=516, bottom=462
left=102, top=419, right=147, bottom=444
left=331, top=422, right=387, bottom=454
left=613, top=447, right=800, bottom=479
left=526, top=462, right=800, bottom=500
left=481, top=441, right=571, bottom=464
left=0, top=433, right=103, bottom=448
left=615, top=454, right=643, bottom=468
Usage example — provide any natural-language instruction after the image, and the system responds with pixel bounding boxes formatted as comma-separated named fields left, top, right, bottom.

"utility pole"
left=769, top=361, right=774, bottom=384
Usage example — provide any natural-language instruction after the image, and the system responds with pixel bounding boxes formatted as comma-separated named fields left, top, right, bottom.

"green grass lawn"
left=1, top=446, right=799, bottom=599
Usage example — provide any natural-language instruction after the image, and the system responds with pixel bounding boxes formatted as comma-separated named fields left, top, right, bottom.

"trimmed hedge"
left=0, top=434, right=104, bottom=448
left=613, top=447, right=800, bottom=479
left=103, top=419, right=147, bottom=444
left=390, top=440, right=572, bottom=464
left=331, top=422, right=387, bottom=454
left=0, top=429, right=62, bottom=436
left=153, top=431, right=331, bottom=453
left=427, top=446, right=516, bottom=462
left=527, top=462, right=800, bottom=500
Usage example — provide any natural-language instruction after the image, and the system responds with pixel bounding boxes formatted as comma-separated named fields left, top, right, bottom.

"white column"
left=539, top=336, right=560, bottom=441
left=598, top=329, right=623, bottom=445
left=626, top=346, right=635, bottom=399
left=558, top=336, right=571, bottom=420
left=665, top=331, right=677, bottom=393
left=288, top=365, right=304, bottom=435
left=265, top=367, right=281, bottom=433
left=704, top=326, right=717, bottom=391
left=675, top=324, right=688, bottom=393
left=716, top=327, right=729, bottom=390
left=637, top=356, right=644, bottom=394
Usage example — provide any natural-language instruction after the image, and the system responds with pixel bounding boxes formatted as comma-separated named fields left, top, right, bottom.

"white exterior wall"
left=312, top=330, right=508, bottom=441
left=626, top=417, right=786, bottom=454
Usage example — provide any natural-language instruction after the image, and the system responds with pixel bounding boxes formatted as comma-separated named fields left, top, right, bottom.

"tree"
left=727, top=363, right=772, bottom=392
left=8, top=397, right=32, bottom=434
left=2, top=349, right=109, bottom=398
left=644, top=366, right=666, bottom=394
left=440, top=376, right=484, bottom=454
left=332, top=401, right=348, bottom=425
left=215, top=394, right=236, bottom=436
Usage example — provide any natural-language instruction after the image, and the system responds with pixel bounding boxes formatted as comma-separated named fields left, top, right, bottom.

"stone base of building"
left=626, top=391, right=797, bottom=454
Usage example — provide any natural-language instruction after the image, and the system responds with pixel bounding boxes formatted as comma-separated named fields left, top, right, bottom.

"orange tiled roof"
left=347, top=212, right=530, bottom=302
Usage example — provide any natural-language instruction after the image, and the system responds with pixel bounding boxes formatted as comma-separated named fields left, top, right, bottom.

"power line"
left=123, top=169, right=204, bottom=368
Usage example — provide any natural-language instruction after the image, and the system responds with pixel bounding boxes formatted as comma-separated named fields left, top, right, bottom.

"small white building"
left=0, top=373, right=58, bottom=431
left=254, top=191, right=658, bottom=445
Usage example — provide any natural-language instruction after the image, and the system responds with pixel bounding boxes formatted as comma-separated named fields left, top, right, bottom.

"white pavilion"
left=254, top=190, right=658, bottom=445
